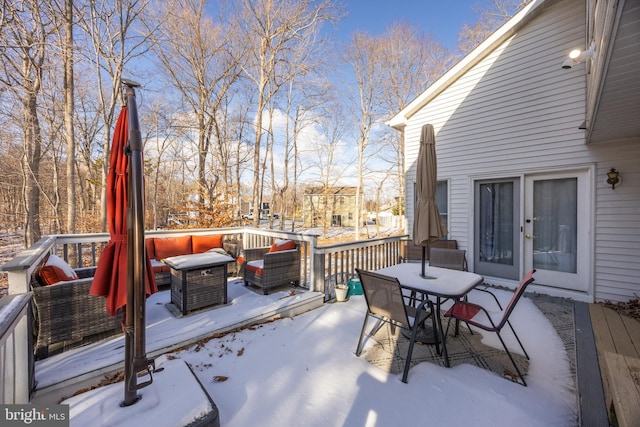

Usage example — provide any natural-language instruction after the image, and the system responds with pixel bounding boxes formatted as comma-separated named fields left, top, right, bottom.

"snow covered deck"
left=30, top=280, right=323, bottom=404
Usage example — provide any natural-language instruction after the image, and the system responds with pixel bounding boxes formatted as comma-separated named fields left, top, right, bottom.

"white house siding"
left=589, top=141, right=640, bottom=302
left=403, top=0, right=640, bottom=302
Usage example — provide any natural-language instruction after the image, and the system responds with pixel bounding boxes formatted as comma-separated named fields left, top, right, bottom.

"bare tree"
left=344, top=31, right=384, bottom=240
left=146, top=0, right=242, bottom=207
left=458, top=0, right=530, bottom=54
left=139, top=98, right=181, bottom=229
left=376, top=22, right=455, bottom=233
left=54, top=0, right=77, bottom=234
left=232, top=0, right=341, bottom=227
left=0, top=0, right=56, bottom=246
left=78, top=0, right=153, bottom=231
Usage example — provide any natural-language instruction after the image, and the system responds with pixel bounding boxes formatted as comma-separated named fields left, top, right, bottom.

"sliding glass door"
left=474, top=179, right=520, bottom=280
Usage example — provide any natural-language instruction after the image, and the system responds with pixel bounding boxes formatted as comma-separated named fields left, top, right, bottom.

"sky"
left=62, top=279, right=577, bottom=427
left=337, top=0, right=491, bottom=49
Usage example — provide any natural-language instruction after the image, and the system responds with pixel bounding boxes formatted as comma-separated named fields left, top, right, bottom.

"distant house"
left=388, top=0, right=640, bottom=303
left=303, top=187, right=362, bottom=227
left=241, top=201, right=270, bottom=219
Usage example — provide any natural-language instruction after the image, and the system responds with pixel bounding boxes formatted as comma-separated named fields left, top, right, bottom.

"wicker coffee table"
left=163, top=252, right=235, bottom=315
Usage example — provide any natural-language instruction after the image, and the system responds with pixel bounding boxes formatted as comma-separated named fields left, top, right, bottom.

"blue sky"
left=337, top=0, right=492, bottom=49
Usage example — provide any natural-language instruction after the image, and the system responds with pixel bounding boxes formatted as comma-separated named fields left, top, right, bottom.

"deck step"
left=603, top=352, right=640, bottom=427
left=589, top=303, right=640, bottom=426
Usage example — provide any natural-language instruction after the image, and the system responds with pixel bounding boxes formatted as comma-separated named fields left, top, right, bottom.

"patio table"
left=375, top=263, right=484, bottom=365
left=163, top=252, right=235, bottom=315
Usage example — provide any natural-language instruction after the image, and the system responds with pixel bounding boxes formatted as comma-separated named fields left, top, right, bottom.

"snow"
left=65, top=285, right=577, bottom=426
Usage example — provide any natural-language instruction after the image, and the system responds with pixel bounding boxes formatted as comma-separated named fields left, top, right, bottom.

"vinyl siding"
left=403, top=0, right=640, bottom=302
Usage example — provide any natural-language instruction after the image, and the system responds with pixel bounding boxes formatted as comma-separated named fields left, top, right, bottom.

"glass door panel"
left=474, top=179, right=520, bottom=280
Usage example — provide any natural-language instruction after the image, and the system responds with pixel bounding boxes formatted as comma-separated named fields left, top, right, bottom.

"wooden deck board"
left=603, top=307, right=639, bottom=357
left=590, top=304, right=615, bottom=350
left=589, top=303, right=640, bottom=427
left=621, top=315, right=640, bottom=358
left=590, top=304, right=615, bottom=409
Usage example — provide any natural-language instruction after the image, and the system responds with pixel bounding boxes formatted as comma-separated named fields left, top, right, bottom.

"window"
left=414, top=180, right=448, bottom=231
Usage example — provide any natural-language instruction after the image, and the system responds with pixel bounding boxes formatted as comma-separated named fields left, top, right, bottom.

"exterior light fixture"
left=606, top=168, right=620, bottom=189
left=561, top=42, right=595, bottom=69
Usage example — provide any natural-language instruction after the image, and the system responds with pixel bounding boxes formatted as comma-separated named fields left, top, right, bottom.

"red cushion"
left=39, top=254, right=78, bottom=285
left=145, top=238, right=156, bottom=260
left=154, top=235, right=192, bottom=260
left=269, top=240, right=296, bottom=253
left=446, top=302, right=481, bottom=321
left=245, top=263, right=263, bottom=275
left=192, top=234, right=224, bottom=254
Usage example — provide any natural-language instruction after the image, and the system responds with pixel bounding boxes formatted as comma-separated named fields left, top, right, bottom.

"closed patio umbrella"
left=413, top=124, right=448, bottom=277
left=91, top=80, right=157, bottom=406
left=91, top=105, right=157, bottom=315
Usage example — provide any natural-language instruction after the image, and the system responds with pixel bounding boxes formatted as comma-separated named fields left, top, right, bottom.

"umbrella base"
left=64, top=359, right=220, bottom=427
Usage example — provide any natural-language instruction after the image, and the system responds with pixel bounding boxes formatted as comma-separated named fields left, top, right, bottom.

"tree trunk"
left=22, top=93, right=42, bottom=247
left=64, top=0, right=76, bottom=235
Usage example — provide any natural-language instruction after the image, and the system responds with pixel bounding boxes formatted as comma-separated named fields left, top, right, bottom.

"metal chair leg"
left=495, top=330, right=527, bottom=386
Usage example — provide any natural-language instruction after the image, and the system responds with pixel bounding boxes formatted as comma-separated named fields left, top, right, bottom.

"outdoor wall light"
left=561, top=43, right=595, bottom=69
left=606, top=168, right=620, bottom=189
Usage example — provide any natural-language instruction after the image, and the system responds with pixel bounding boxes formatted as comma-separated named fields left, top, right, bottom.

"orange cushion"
left=145, top=238, right=156, bottom=260
left=39, top=254, right=78, bottom=285
left=269, top=239, right=296, bottom=253
left=245, top=261, right=263, bottom=276
left=154, top=235, right=192, bottom=260
left=192, top=234, right=224, bottom=254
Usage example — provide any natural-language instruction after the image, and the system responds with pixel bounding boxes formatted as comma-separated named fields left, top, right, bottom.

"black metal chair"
left=443, top=269, right=536, bottom=386
left=428, top=247, right=467, bottom=271
left=430, top=247, right=503, bottom=311
left=355, top=269, right=438, bottom=383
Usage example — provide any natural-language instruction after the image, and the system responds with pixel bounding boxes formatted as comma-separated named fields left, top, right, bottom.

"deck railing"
left=313, top=235, right=408, bottom=301
left=0, top=293, right=33, bottom=404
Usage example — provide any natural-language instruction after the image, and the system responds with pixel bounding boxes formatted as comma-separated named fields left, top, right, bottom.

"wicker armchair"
left=30, top=267, right=122, bottom=359
left=242, top=243, right=301, bottom=295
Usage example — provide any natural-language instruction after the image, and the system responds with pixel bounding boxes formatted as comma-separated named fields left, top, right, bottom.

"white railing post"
left=307, top=235, right=320, bottom=293
left=0, top=294, right=33, bottom=404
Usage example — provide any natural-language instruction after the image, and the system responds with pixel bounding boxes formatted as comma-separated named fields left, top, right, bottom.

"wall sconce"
left=606, top=168, right=620, bottom=189
left=561, top=42, right=595, bottom=69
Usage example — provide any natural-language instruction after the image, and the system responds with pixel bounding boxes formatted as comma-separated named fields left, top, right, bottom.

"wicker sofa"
left=146, top=234, right=241, bottom=286
left=30, top=266, right=122, bottom=359
left=242, top=240, right=301, bottom=295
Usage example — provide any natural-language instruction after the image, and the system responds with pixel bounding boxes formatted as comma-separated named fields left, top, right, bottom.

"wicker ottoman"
left=163, top=252, right=235, bottom=315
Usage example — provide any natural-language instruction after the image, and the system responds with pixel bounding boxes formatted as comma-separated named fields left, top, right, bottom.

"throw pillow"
left=269, top=239, right=296, bottom=253
left=39, top=254, right=78, bottom=286
left=154, top=235, right=192, bottom=259
left=192, top=234, right=224, bottom=253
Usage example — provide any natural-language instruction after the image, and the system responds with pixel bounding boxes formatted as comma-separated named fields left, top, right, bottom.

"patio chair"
left=442, top=269, right=536, bottom=386
left=428, top=247, right=467, bottom=271
left=243, top=240, right=301, bottom=295
left=355, top=269, right=438, bottom=383
left=429, top=247, right=503, bottom=312
left=401, top=239, right=458, bottom=263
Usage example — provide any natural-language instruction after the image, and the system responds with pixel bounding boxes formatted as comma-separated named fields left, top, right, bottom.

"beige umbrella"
left=413, top=124, right=448, bottom=277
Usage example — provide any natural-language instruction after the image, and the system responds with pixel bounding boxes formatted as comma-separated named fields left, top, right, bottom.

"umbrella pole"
left=121, top=79, right=154, bottom=407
